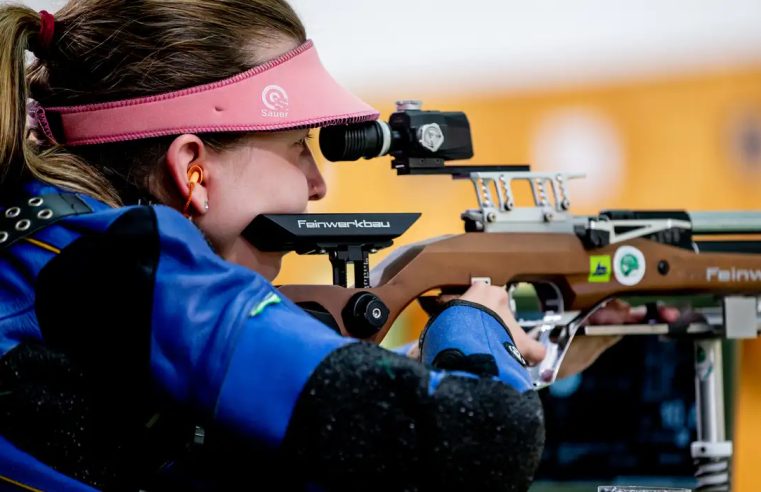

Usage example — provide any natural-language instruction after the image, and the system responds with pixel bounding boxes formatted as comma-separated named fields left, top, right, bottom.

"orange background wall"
left=277, top=65, right=761, bottom=488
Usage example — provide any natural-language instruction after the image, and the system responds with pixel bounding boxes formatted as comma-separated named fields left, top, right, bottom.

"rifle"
left=244, top=100, right=760, bottom=490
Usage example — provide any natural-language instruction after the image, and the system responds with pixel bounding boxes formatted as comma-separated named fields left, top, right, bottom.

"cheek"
left=219, top=157, right=309, bottom=225
left=201, top=149, right=311, bottom=255
left=248, top=159, right=310, bottom=214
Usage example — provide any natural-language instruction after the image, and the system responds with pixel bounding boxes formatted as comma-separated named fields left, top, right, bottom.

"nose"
left=304, top=147, right=327, bottom=201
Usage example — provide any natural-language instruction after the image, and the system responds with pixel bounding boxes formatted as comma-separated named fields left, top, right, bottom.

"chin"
left=226, top=237, right=284, bottom=281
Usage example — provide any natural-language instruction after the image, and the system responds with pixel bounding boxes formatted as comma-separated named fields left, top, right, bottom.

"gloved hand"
left=419, top=282, right=546, bottom=391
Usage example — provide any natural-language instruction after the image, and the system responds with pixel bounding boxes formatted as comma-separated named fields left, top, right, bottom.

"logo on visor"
left=261, top=85, right=289, bottom=118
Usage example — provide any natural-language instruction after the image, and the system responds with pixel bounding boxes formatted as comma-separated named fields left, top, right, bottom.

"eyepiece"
left=318, top=104, right=473, bottom=167
left=319, top=121, right=392, bottom=162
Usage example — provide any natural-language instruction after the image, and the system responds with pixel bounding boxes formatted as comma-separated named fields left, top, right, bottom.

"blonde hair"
left=0, top=0, right=306, bottom=206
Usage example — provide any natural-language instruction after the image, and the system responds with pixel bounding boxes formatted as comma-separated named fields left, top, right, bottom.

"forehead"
left=257, top=128, right=310, bottom=141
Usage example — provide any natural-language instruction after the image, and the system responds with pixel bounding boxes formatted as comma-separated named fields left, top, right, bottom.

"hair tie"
left=38, top=10, right=55, bottom=51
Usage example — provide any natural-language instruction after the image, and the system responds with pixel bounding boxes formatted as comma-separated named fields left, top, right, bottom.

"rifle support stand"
left=329, top=245, right=371, bottom=288
left=691, top=296, right=757, bottom=491
left=580, top=295, right=761, bottom=490
left=692, top=338, right=732, bottom=492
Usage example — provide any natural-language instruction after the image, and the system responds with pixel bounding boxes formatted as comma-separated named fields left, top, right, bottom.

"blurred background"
left=25, top=0, right=761, bottom=489
left=283, top=2, right=761, bottom=490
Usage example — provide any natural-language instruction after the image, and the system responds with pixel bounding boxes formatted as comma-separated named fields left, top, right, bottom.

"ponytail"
left=0, top=5, right=119, bottom=205
left=0, top=6, right=37, bottom=182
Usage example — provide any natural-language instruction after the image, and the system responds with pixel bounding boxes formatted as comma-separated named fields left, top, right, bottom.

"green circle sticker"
left=613, top=245, right=646, bottom=286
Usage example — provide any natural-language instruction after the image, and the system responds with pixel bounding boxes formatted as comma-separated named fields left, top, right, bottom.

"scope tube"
left=690, top=212, right=761, bottom=235
left=689, top=212, right=761, bottom=234
left=319, top=121, right=392, bottom=162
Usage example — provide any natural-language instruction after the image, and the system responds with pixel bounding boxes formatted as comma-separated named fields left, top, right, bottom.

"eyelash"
left=296, top=134, right=313, bottom=147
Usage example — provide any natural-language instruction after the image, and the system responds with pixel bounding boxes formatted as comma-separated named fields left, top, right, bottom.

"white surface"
left=289, top=0, right=761, bottom=96
left=15, top=0, right=761, bottom=96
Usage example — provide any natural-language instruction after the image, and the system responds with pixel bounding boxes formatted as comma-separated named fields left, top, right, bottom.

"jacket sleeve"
left=37, top=205, right=545, bottom=491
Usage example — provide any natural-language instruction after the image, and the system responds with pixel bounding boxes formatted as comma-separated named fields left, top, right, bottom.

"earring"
left=204, top=200, right=209, bottom=212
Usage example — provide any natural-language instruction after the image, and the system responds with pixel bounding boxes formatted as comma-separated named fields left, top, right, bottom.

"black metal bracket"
left=242, top=213, right=420, bottom=287
left=392, top=158, right=530, bottom=179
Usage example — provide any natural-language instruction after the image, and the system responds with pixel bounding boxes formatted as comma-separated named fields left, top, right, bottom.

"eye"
left=295, top=133, right=313, bottom=148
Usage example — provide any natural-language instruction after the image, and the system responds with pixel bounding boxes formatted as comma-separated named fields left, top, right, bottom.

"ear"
left=165, top=134, right=208, bottom=216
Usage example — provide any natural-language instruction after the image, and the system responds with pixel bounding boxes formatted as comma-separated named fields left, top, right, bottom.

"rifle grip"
left=418, top=296, right=446, bottom=318
left=418, top=286, right=483, bottom=318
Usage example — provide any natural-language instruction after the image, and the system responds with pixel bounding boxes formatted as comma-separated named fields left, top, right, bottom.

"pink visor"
left=34, top=40, right=379, bottom=146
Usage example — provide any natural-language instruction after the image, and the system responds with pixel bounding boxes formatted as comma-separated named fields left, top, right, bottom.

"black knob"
left=342, top=292, right=389, bottom=338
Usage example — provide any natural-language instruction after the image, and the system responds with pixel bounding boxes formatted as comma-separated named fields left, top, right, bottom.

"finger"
left=625, top=305, right=648, bottom=323
left=502, top=313, right=547, bottom=365
left=658, top=306, right=681, bottom=323
left=625, top=304, right=681, bottom=324
left=587, top=300, right=631, bottom=325
left=518, top=335, right=547, bottom=365
left=459, top=282, right=489, bottom=303
left=589, top=300, right=680, bottom=325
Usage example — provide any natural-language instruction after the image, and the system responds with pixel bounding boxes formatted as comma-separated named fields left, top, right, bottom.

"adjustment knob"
left=341, top=292, right=389, bottom=339
left=396, top=100, right=422, bottom=111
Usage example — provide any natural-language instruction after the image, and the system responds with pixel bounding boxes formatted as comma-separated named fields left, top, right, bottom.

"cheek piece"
left=29, top=40, right=380, bottom=146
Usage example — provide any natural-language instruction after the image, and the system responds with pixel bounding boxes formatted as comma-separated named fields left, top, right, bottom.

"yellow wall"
left=277, top=65, right=761, bottom=487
